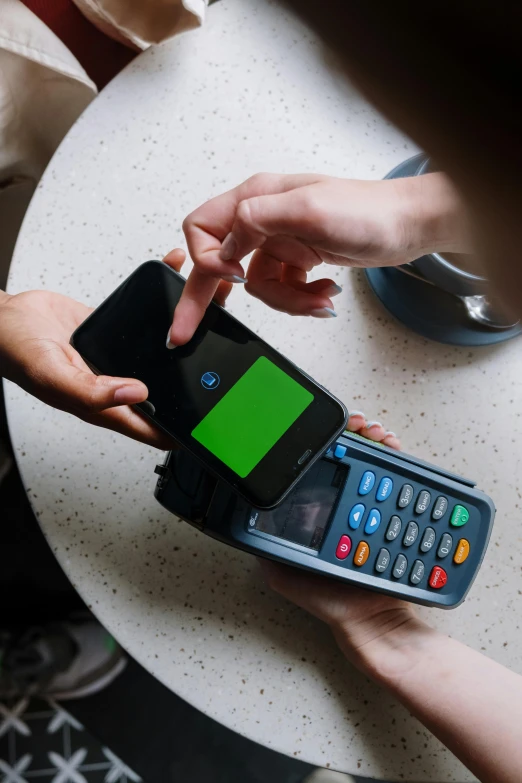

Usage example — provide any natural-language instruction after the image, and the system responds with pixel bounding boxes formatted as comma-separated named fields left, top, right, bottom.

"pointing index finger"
left=168, top=268, right=221, bottom=346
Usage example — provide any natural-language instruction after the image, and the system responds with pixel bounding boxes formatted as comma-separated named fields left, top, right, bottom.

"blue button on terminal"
left=333, top=443, right=347, bottom=460
left=364, top=508, right=382, bottom=535
left=349, top=503, right=365, bottom=530
left=358, top=471, right=375, bottom=495
left=376, top=476, right=394, bottom=501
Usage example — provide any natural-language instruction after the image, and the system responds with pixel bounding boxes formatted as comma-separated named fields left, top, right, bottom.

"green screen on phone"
left=191, top=356, right=314, bottom=478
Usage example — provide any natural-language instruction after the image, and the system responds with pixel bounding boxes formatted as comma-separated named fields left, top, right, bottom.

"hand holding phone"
left=71, top=260, right=347, bottom=507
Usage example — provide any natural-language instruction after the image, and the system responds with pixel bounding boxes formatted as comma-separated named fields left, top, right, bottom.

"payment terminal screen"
left=251, top=458, right=347, bottom=550
left=192, top=357, right=313, bottom=478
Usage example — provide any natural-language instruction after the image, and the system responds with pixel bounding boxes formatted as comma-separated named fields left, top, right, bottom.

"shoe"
left=302, top=771, right=356, bottom=783
left=0, top=614, right=126, bottom=701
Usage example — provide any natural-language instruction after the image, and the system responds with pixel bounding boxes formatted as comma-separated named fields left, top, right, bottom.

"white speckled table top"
left=5, top=1, right=521, bottom=780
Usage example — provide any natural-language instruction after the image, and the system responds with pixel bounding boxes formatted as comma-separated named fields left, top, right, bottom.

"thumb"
left=34, top=362, right=148, bottom=418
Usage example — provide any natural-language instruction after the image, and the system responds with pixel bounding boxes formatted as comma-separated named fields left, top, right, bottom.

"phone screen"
left=72, top=261, right=347, bottom=507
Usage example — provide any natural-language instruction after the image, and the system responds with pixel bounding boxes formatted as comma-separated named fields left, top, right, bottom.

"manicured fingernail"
left=384, top=431, right=397, bottom=438
left=220, top=233, right=237, bottom=261
left=166, top=331, right=175, bottom=349
left=324, top=283, right=343, bottom=296
left=221, top=274, right=248, bottom=284
left=366, top=421, right=382, bottom=430
left=113, top=386, right=144, bottom=404
left=349, top=410, right=365, bottom=418
left=310, top=307, right=337, bottom=318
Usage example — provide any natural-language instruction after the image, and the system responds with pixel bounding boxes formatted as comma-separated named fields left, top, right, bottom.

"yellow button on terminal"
left=454, top=538, right=470, bottom=564
left=354, top=541, right=370, bottom=567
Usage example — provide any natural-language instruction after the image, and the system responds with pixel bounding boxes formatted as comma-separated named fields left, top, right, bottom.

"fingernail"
left=221, top=274, right=248, bottom=284
left=113, top=386, right=144, bottom=404
left=384, top=431, right=397, bottom=438
left=166, top=331, right=175, bottom=350
left=348, top=410, right=365, bottom=418
left=220, top=233, right=237, bottom=261
left=366, top=421, right=382, bottom=430
left=310, top=307, right=337, bottom=318
left=324, top=283, right=343, bottom=296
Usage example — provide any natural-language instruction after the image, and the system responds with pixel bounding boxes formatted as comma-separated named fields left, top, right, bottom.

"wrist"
left=397, top=172, right=474, bottom=260
left=333, top=611, right=441, bottom=684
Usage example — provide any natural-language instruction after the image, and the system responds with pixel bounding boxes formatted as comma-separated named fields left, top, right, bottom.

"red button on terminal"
left=335, top=535, right=352, bottom=560
left=429, top=565, right=448, bottom=589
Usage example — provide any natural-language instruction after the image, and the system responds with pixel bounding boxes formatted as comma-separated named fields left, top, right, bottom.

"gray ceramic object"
left=364, top=154, right=522, bottom=345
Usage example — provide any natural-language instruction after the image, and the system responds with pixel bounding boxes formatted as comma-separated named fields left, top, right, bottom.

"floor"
left=0, top=385, right=332, bottom=782
left=0, top=698, right=141, bottom=782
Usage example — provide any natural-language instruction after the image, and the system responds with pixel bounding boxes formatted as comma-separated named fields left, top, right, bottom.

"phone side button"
left=298, top=449, right=312, bottom=465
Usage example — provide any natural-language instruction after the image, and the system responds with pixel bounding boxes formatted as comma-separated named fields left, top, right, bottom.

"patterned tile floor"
left=0, top=699, right=141, bottom=783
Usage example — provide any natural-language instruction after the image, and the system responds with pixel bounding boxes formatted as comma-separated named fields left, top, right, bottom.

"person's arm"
left=262, top=561, right=522, bottom=783
left=261, top=414, right=521, bottom=783
left=169, top=171, right=474, bottom=346
left=365, top=621, right=522, bottom=783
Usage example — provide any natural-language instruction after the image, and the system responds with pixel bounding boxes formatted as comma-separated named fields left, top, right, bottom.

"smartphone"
left=71, top=261, right=348, bottom=508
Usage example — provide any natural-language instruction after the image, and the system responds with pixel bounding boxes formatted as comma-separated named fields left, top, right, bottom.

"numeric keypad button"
left=393, top=553, right=408, bottom=579
left=403, top=521, right=419, bottom=547
left=415, top=490, right=431, bottom=514
left=386, top=515, right=402, bottom=541
left=410, top=560, right=425, bottom=585
left=398, top=484, right=414, bottom=508
left=432, top=496, right=448, bottom=520
left=420, top=526, right=436, bottom=553
left=375, top=548, right=391, bottom=573
left=437, top=532, right=453, bottom=559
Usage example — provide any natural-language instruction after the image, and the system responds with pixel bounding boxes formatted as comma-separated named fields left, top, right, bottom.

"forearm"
left=346, top=619, right=522, bottom=783
left=0, top=290, right=12, bottom=377
left=398, top=172, right=475, bottom=259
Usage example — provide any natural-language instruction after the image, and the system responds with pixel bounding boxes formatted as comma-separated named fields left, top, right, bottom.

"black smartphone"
left=71, top=261, right=348, bottom=508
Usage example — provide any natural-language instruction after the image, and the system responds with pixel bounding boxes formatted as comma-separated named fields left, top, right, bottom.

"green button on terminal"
left=450, top=504, right=469, bottom=527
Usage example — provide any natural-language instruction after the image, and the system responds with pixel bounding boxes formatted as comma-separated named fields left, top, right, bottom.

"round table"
left=6, top=1, right=522, bottom=779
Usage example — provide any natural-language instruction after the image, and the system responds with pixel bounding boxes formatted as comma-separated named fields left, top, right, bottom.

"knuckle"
left=181, top=215, right=191, bottom=234
left=245, top=172, right=273, bottom=191
left=298, top=189, right=328, bottom=226
left=235, top=198, right=256, bottom=230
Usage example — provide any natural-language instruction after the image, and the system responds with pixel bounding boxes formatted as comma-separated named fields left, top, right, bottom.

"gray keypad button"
left=410, top=559, right=425, bottom=585
left=393, top=553, right=408, bottom=579
left=438, top=532, right=453, bottom=558
left=420, top=526, right=436, bottom=553
left=398, top=483, right=414, bottom=508
left=386, top=515, right=402, bottom=541
left=403, top=520, right=419, bottom=547
left=432, top=496, right=448, bottom=520
left=415, top=490, right=431, bottom=514
left=375, top=548, right=391, bottom=573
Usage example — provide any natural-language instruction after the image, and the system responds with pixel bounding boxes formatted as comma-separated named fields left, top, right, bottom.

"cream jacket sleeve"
left=0, top=0, right=205, bottom=284
left=72, top=0, right=207, bottom=49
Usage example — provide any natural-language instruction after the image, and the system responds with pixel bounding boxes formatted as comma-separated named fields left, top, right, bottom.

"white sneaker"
left=303, top=771, right=356, bottom=783
left=0, top=614, right=126, bottom=701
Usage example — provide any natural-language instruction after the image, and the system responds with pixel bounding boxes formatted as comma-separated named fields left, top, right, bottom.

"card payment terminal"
left=154, top=432, right=495, bottom=608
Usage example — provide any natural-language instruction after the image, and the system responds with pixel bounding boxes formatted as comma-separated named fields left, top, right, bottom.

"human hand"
left=169, top=171, right=469, bottom=345
left=0, top=250, right=221, bottom=449
left=260, top=411, right=429, bottom=680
